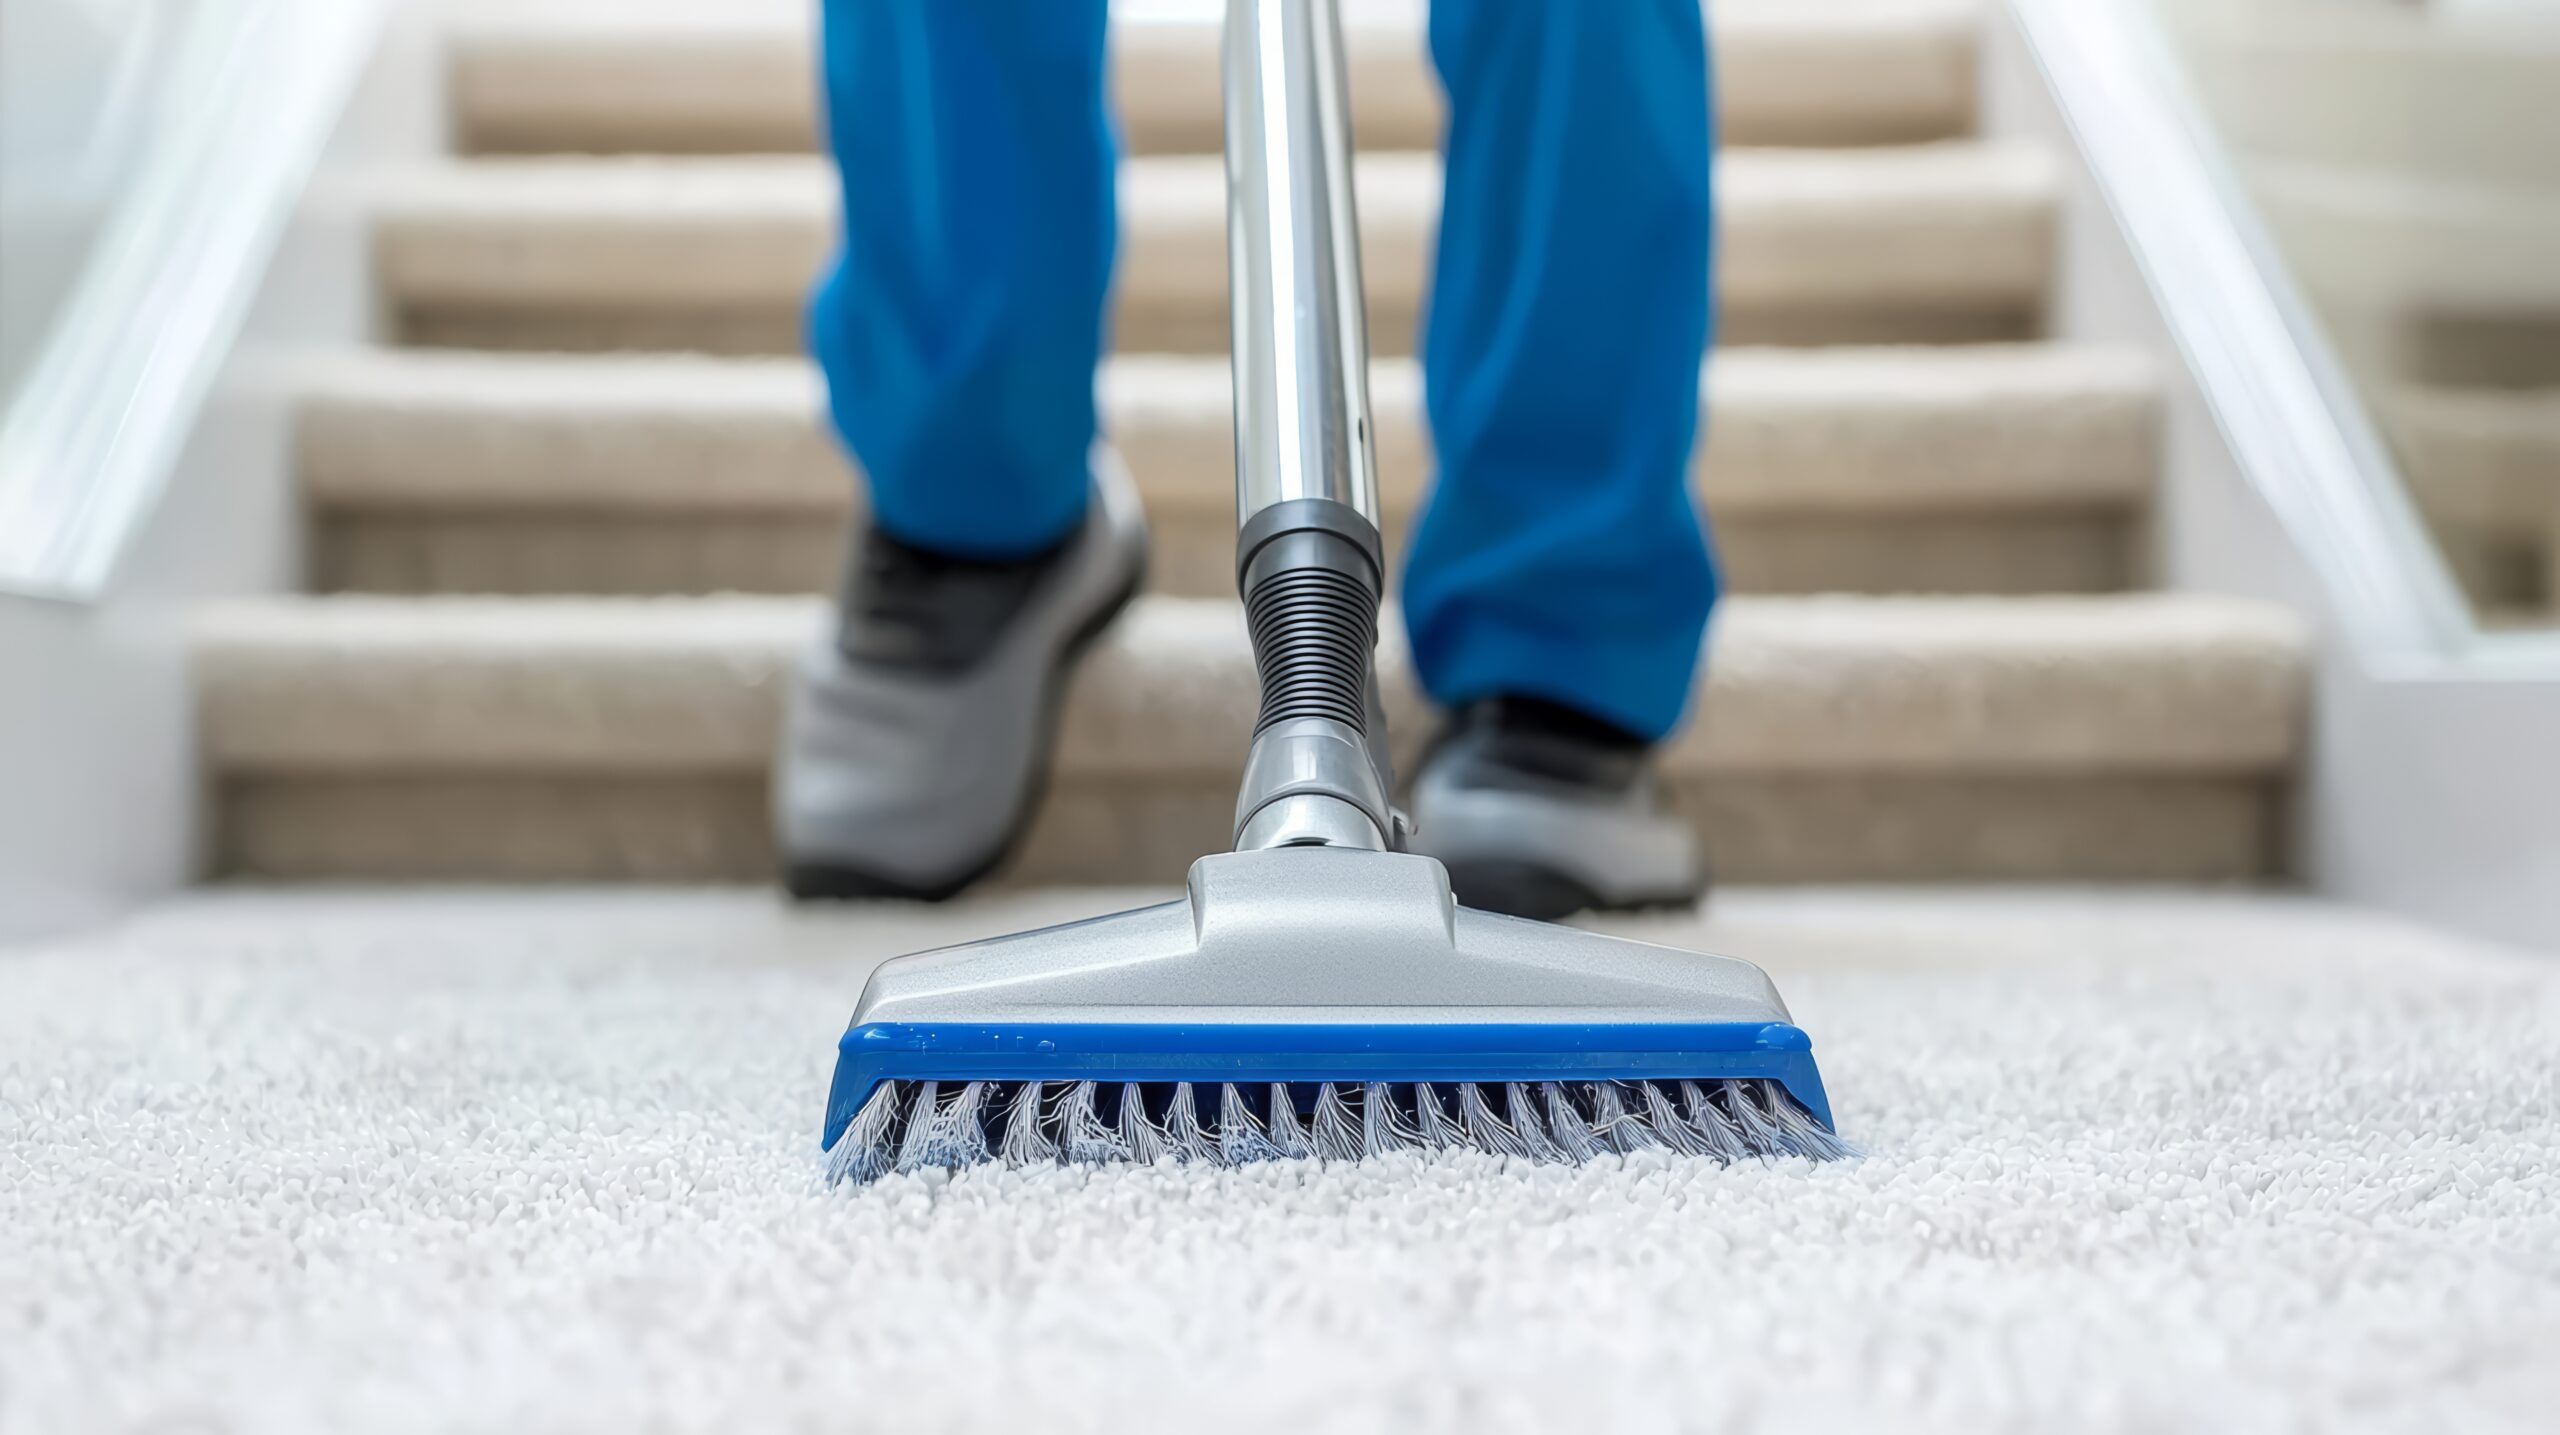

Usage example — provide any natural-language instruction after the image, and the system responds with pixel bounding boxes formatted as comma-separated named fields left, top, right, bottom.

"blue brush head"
left=817, top=849, right=1845, bottom=1181
left=824, top=1018, right=1831, bottom=1150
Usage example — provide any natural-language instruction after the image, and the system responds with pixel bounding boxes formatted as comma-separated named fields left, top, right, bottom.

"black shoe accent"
left=1438, top=859, right=1608, bottom=923
left=1416, top=698, right=1653, bottom=799
left=1479, top=695, right=1649, bottom=751
left=836, top=522, right=1086, bottom=674
left=784, top=860, right=983, bottom=904
left=1440, top=857, right=1707, bottom=922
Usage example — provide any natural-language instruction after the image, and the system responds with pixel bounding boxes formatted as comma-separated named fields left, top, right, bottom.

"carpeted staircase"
left=188, top=0, right=2312, bottom=889
left=21, top=11, right=2560, bottom=1431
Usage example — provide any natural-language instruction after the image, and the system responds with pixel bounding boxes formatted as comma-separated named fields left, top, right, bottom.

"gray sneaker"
left=775, top=449, right=1149, bottom=901
left=1406, top=697, right=1704, bottom=921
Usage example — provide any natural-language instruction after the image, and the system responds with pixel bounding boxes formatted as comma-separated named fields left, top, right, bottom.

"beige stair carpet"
left=446, top=0, right=1985, bottom=155
left=371, top=145, right=2058, bottom=354
left=294, top=344, right=2161, bottom=599
left=3, top=887, right=2554, bottom=1431
left=189, top=593, right=2307, bottom=884
left=2381, top=386, right=2560, bottom=613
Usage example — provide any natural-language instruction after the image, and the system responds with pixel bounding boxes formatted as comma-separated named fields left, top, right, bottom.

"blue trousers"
left=810, top=1, right=1718, bottom=741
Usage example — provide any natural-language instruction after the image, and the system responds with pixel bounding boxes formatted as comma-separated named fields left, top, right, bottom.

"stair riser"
left=392, top=299, right=2043, bottom=359
left=451, top=12, right=1980, bottom=158
left=373, top=149, right=2061, bottom=358
left=312, top=509, right=2135, bottom=599
left=217, top=772, right=2280, bottom=885
left=2392, top=311, right=2560, bottom=391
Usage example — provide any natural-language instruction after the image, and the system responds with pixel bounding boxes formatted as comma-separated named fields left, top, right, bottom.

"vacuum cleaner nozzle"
left=822, top=848, right=1846, bottom=1182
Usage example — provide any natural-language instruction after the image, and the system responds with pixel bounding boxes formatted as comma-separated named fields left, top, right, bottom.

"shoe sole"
left=783, top=544, right=1150, bottom=904
left=1439, top=858, right=1707, bottom=924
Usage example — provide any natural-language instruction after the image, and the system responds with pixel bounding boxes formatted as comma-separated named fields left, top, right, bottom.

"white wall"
left=0, top=374, right=301, bottom=936
left=2310, top=658, right=2560, bottom=952
left=0, top=5, right=441, bottom=941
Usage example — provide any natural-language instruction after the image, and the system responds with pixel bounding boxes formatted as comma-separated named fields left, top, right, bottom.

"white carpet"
left=3, top=887, right=2556, bottom=1434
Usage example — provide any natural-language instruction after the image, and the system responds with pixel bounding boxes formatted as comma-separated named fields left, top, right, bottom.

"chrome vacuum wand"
left=1222, top=0, right=1401, bottom=855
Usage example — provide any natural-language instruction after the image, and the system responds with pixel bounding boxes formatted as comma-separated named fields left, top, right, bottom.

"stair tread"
left=445, top=0, right=1984, bottom=154
left=296, top=344, right=2160, bottom=517
left=368, top=144, right=2060, bottom=318
left=194, top=592, right=2307, bottom=777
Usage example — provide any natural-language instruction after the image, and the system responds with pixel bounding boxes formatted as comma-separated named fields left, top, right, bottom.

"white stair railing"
left=2010, top=0, right=2487, bottom=659
left=0, top=0, right=384, bottom=601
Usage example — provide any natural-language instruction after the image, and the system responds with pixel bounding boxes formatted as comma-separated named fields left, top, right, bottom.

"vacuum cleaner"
left=822, top=0, right=1845, bottom=1180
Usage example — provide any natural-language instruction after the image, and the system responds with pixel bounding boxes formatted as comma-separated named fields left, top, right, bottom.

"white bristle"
left=1504, top=1083, right=1564, bottom=1163
left=1541, top=1082, right=1602, bottom=1162
left=1118, top=1083, right=1170, bottom=1163
left=1163, top=1083, right=1219, bottom=1163
left=1718, top=1081, right=1793, bottom=1159
left=1764, top=1088, right=1856, bottom=1160
left=920, top=1080, right=992, bottom=1167
left=1311, top=1084, right=1361, bottom=1160
left=1459, top=1083, right=1536, bottom=1160
left=1642, top=1081, right=1716, bottom=1159
left=893, top=1080, right=942, bottom=1173
left=1219, top=1084, right=1285, bottom=1164
left=1059, top=1080, right=1127, bottom=1163
left=1363, top=1083, right=1420, bottom=1156
left=1588, top=1082, right=1664, bottom=1154
left=825, top=1082, right=906, bottom=1185
left=824, top=1074, right=1850, bottom=1184
left=1411, top=1083, right=1461, bottom=1149
left=1678, top=1080, right=1750, bottom=1162
left=999, top=1081, right=1055, bottom=1166
left=1266, top=1083, right=1313, bottom=1158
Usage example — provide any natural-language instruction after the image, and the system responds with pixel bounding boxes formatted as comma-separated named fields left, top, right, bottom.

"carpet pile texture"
left=3, top=888, right=2555, bottom=1433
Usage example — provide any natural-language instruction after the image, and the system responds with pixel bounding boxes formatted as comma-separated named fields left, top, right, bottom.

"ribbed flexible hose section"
left=1244, top=566, right=1377, bottom=736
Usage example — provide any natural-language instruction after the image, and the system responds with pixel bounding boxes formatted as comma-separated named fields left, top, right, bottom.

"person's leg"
left=1403, top=0, right=1716, bottom=919
left=781, top=0, right=1147, bottom=902
left=807, top=0, right=1115, bottom=559
left=1406, top=0, right=1718, bottom=742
